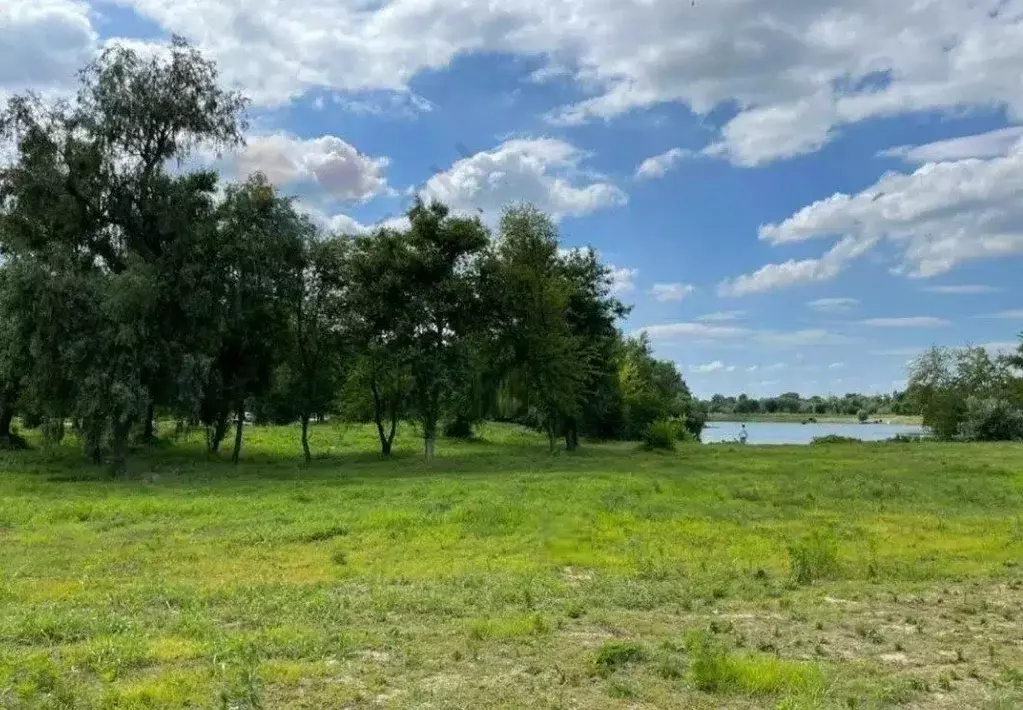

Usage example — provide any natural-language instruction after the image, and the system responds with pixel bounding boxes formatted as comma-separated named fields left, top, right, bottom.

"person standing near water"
left=739, top=424, right=748, bottom=444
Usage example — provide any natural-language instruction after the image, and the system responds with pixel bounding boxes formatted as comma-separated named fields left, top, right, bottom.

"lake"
left=702, top=420, right=927, bottom=445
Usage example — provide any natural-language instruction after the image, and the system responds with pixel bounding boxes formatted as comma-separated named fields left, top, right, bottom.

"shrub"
left=642, top=419, right=677, bottom=450
left=641, top=417, right=694, bottom=450
left=788, top=531, right=840, bottom=585
left=442, top=416, right=475, bottom=440
left=956, top=397, right=1023, bottom=442
left=857, top=409, right=869, bottom=423
left=811, top=434, right=861, bottom=444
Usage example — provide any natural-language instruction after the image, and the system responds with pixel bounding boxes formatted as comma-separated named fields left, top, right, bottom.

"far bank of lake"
left=703, top=420, right=928, bottom=445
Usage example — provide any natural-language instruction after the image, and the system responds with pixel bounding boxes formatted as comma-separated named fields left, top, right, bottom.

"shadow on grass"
left=6, top=431, right=639, bottom=488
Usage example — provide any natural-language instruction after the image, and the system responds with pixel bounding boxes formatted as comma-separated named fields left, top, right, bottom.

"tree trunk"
left=141, top=402, right=156, bottom=445
left=0, top=405, right=14, bottom=443
left=210, top=408, right=229, bottom=453
left=564, top=418, right=579, bottom=451
left=109, top=418, right=133, bottom=476
left=300, top=413, right=311, bottom=464
left=231, top=401, right=244, bottom=464
left=423, top=412, right=437, bottom=459
left=370, top=376, right=394, bottom=457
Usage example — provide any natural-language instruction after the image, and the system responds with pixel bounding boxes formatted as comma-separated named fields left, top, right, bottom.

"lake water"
left=702, top=420, right=927, bottom=445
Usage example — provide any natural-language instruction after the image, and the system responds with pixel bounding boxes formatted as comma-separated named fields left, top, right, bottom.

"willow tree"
left=0, top=37, right=246, bottom=470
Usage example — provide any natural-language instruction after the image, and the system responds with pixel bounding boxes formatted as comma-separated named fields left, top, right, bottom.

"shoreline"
left=704, top=413, right=924, bottom=426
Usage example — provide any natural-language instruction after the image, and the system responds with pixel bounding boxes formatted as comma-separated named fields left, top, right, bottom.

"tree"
left=617, top=335, right=697, bottom=440
left=290, top=234, right=351, bottom=463
left=559, top=246, right=630, bottom=448
left=491, top=205, right=589, bottom=450
left=345, top=227, right=416, bottom=456
left=402, top=200, right=490, bottom=458
left=907, top=345, right=1017, bottom=440
left=202, top=175, right=306, bottom=463
left=0, top=36, right=246, bottom=471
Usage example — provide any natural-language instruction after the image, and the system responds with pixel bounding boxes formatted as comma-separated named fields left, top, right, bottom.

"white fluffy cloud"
left=881, top=127, right=1023, bottom=163
left=635, top=148, right=689, bottom=180
left=721, top=135, right=1023, bottom=294
left=609, top=265, right=639, bottom=296
left=232, top=133, right=391, bottom=202
left=67, top=1, right=1021, bottom=166
left=0, top=0, right=97, bottom=95
left=298, top=202, right=409, bottom=235
left=422, top=138, right=626, bottom=221
left=650, top=282, right=694, bottom=302
left=718, top=236, right=876, bottom=296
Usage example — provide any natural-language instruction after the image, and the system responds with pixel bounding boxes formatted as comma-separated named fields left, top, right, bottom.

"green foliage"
left=856, top=409, right=869, bottom=423
left=908, top=345, right=1023, bottom=440
left=641, top=417, right=695, bottom=451
left=957, top=397, right=1023, bottom=442
left=642, top=419, right=678, bottom=450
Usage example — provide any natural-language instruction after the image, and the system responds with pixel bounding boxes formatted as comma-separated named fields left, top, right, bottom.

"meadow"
left=0, top=424, right=1021, bottom=709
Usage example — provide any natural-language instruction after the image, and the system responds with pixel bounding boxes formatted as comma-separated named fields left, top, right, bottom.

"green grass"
left=0, top=422, right=1021, bottom=708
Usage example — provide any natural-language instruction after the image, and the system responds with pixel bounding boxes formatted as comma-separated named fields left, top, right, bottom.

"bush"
left=641, top=417, right=695, bottom=450
left=810, top=434, right=861, bottom=445
left=642, top=419, right=677, bottom=450
left=957, top=397, right=1023, bottom=442
left=442, top=416, right=476, bottom=440
left=856, top=409, right=869, bottom=423
left=684, top=406, right=707, bottom=441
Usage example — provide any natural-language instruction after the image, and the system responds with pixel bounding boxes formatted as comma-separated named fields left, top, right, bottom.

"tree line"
left=702, top=391, right=918, bottom=420
left=0, top=39, right=701, bottom=471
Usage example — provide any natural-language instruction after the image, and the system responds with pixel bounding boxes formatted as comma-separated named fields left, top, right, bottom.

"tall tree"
left=559, top=247, right=629, bottom=448
left=0, top=37, right=246, bottom=470
left=291, top=234, right=351, bottom=463
left=202, top=174, right=306, bottom=463
left=346, top=227, right=416, bottom=456
left=491, top=205, right=587, bottom=450
left=402, top=200, right=490, bottom=458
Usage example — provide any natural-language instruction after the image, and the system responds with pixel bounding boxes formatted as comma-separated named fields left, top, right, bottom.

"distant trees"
left=704, top=391, right=914, bottom=419
left=0, top=41, right=701, bottom=469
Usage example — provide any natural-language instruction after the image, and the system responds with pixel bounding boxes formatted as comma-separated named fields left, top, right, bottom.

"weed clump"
left=593, top=641, right=647, bottom=677
left=811, top=435, right=862, bottom=445
left=788, top=531, right=840, bottom=585
left=686, top=629, right=825, bottom=696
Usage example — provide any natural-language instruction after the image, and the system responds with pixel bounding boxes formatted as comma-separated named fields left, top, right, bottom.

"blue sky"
left=4, top=0, right=1023, bottom=397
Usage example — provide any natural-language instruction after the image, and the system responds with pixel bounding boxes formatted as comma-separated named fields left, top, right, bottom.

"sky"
left=3, top=0, right=1023, bottom=398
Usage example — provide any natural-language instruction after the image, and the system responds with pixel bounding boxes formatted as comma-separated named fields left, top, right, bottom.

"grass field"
left=1, top=423, right=1020, bottom=709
